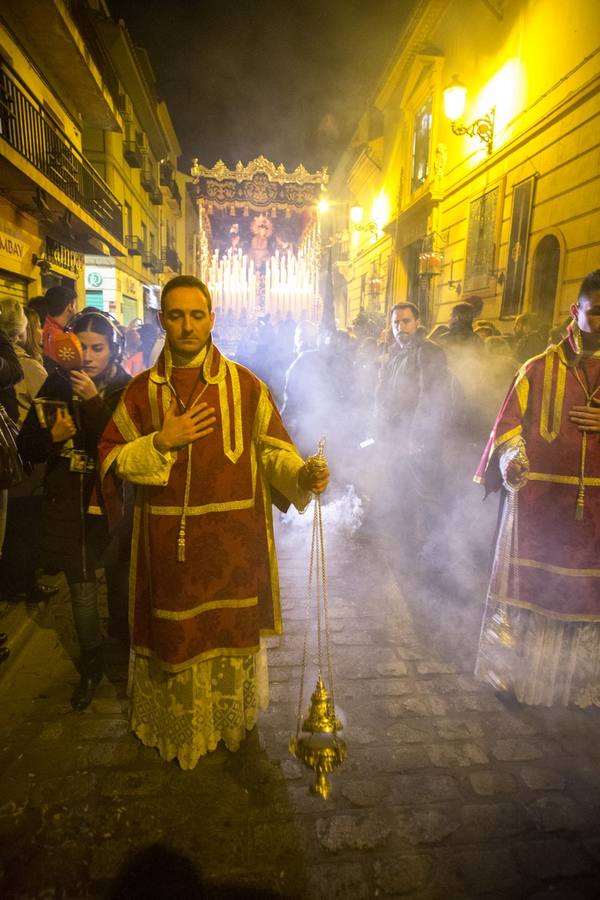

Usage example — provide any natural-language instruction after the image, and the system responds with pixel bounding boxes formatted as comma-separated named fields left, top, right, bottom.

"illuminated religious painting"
left=191, top=156, right=328, bottom=322
left=464, top=185, right=500, bottom=292
left=500, top=176, right=536, bottom=318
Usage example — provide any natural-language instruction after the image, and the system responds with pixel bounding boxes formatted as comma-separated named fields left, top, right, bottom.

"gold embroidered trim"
left=153, top=595, right=258, bottom=621
left=527, top=472, right=600, bottom=486
left=87, top=504, right=103, bottom=516
left=539, top=349, right=566, bottom=443
left=131, top=642, right=261, bottom=673
left=100, top=444, right=122, bottom=480
left=492, top=425, right=523, bottom=451
left=261, top=471, right=283, bottom=635
left=113, top=398, right=141, bottom=443
left=260, top=434, right=298, bottom=453
left=148, top=498, right=254, bottom=516
left=489, top=592, right=600, bottom=622
left=219, top=360, right=243, bottom=463
left=515, top=373, right=529, bottom=416
left=148, top=378, right=161, bottom=432
left=510, top=557, right=600, bottom=577
left=203, top=342, right=227, bottom=384
left=128, top=495, right=143, bottom=632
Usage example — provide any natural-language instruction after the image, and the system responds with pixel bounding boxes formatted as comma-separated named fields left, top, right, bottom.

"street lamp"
left=443, top=75, right=495, bottom=155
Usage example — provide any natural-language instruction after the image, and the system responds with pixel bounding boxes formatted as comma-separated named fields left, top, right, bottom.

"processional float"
left=190, top=156, right=328, bottom=329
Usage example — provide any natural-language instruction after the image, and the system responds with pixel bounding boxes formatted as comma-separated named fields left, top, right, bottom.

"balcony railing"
left=63, top=0, right=120, bottom=108
left=160, top=161, right=181, bottom=208
left=0, top=64, right=123, bottom=244
left=124, top=140, right=143, bottom=167
left=125, top=236, right=144, bottom=256
left=163, top=246, right=181, bottom=274
left=160, top=161, right=174, bottom=186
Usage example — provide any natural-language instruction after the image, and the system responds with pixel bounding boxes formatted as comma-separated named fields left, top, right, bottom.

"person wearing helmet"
left=18, top=309, right=131, bottom=710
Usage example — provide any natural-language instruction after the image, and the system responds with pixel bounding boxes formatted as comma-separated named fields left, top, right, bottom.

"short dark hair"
left=161, top=275, right=212, bottom=312
left=44, top=285, right=77, bottom=317
left=391, top=302, right=419, bottom=319
left=578, top=270, right=600, bottom=303
left=27, top=295, right=48, bottom=326
left=465, top=295, right=484, bottom=316
left=450, top=302, right=476, bottom=324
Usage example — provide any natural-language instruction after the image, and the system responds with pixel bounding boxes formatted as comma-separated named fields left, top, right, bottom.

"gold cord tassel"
left=176, top=446, right=194, bottom=562
left=575, top=486, right=585, bottom=520
left=576, top=431, right=588, bottom=521
left=177, top=520, right=186, bottom=562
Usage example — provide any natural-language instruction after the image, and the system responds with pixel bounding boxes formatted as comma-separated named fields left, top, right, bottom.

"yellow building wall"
left=337, top=0, right=600, bottom=331
left=83, top=121, right=164, bottom=322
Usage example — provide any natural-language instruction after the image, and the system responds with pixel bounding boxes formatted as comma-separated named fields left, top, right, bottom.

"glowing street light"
left=443, top=74, right=495, bottom=155
left=443, top=75, right=467, bottom=122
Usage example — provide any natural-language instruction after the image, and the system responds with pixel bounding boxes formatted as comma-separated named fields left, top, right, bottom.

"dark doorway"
left=530, top=234, right=560, bottom=323
left=404, top=238, right=430, bottom=326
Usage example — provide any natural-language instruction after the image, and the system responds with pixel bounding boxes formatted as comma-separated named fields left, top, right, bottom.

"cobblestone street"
left=2, top=517, right=600, bottom=899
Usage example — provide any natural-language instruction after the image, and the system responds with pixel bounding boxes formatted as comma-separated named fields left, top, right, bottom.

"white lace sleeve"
left=114, top=433, right=175, bottom=486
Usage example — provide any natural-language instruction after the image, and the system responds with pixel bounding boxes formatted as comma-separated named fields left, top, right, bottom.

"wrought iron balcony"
left=149, top=253, right=163, bottom=274
left=0, top=63, right=123, bottom=244
left=125, top=236, right=145, bottom=256
left=140, top=157, right=155, bottom=192
left=124, top=140, right=143, bottom=168
left=163, top=246, right=181, bottom=274
left=150, top=185, right=163, bottom=206
left=159, top=161, right=182, bottom=209
left=63, top=0, right=120, bottom=108
left=160, top=161, right=174, bottom=186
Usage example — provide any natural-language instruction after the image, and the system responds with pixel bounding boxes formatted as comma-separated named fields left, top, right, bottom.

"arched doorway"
left=530, top=234, right=561, bottom=323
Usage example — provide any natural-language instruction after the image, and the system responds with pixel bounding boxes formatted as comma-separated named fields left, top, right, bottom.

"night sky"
left=108, top=0, right=413, bottom=174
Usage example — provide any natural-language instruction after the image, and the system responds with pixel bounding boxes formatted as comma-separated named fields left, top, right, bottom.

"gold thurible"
left=289, top=677, right=346, bottom=800
left=289, top=438, right=347, bottom=799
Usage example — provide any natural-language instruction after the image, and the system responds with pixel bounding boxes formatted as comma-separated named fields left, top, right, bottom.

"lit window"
left=411, top=98, right=432, bottom=193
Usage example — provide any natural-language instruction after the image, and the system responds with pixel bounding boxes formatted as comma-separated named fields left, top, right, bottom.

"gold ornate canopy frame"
left=190, top=156, right=328, bottom=322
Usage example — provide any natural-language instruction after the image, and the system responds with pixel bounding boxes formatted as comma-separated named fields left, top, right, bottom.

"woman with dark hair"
left=18, top=309, right=131, bottom=709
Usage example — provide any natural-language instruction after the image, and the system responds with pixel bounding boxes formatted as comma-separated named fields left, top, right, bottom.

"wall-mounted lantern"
left=443, top=75, right=495, bottom=155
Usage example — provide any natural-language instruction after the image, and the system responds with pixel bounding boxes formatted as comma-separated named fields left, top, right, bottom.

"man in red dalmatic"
left=99, top=276, right=328, bottom=767
left=475, top=270, right=600, bottom=707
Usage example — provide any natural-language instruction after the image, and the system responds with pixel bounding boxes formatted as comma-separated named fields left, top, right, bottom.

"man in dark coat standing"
left=375, top=302, right=450, bottom=558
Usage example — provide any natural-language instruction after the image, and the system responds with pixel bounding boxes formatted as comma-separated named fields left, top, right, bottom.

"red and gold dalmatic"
left=99, top=340, right=306, bottom=674
left=475, top=330, right=600, bottom=706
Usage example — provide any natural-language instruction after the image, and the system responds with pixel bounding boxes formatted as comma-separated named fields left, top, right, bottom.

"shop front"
left=84, top=257, right=147, bottom=324
left=0, top=213, right=42, bottom=302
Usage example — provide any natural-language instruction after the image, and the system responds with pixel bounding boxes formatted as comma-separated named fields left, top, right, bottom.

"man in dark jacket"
left=375, top=302, right=450, bottom=557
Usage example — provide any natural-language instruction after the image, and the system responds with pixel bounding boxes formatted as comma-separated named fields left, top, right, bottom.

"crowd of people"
left=0, top=271, right=599, bottom=766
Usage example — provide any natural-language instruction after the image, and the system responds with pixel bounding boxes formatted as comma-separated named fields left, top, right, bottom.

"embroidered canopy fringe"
left=130, top=646, right=269, bottom=769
